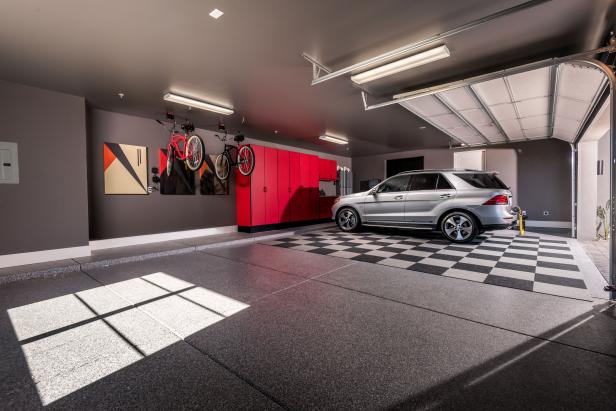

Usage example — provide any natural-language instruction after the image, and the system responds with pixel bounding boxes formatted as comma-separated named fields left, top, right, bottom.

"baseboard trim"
left=524, top=220, right=571, bottom=228
left=238, top=219, right=331, bottom=233
left=0, top=246, right=91, bottom=269
left=89, top=225, right=238, bottom=250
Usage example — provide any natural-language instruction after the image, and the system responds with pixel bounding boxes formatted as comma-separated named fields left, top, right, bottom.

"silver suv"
left=332, top=170, right=513, bottom=243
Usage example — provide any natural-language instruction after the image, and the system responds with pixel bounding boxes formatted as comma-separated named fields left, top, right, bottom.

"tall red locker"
left=308, top=155, right=319, bottom=219
left=236, top=170, right=251, bottom=227
left=264, top=147, right=279, bottom=225
left=250, top=145, right=266, bottom=226
left=277, top=150, right=290, bottom=222
left=299, top=153, right=311, bottom=220
left=289, top=152, right=301, bottom=221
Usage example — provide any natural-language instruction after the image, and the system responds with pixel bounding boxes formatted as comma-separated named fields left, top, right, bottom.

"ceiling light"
left=163, top=93, right=233, bottom=115
left=351, top=45, right=450, bottom=84
left=319, top=134, right=348, bottom=145
left=209, top=8, right=224, bottom=19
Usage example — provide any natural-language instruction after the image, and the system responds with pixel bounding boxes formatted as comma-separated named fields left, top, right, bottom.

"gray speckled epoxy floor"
left=1, top=237, right=615, bottom=410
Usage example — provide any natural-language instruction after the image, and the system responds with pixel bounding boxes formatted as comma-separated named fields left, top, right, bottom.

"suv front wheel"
left=337, top=207, right=361, bottom=232
left=440, top=211, right=478, bottom=243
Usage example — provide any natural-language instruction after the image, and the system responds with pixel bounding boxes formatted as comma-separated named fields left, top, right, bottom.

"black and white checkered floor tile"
left=261, top=228, right=592, bottom=300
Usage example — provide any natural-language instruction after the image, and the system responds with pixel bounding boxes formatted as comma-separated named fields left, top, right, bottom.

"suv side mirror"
left=369, top=187, right=377, bottom=195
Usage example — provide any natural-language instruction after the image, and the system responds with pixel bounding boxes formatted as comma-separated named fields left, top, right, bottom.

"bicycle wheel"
left=166, top=147, right=174, bottom=176
left=184, top=134, right=205, bottom=171
left=237, top=145, right=255, bottom=176
left=215, top=152, right=231, bottom=180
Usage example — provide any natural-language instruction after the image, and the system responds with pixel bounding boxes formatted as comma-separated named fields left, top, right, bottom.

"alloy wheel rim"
left=444, top=215, right=473, bottom=240
left=338, top=210, right=357, bottom=230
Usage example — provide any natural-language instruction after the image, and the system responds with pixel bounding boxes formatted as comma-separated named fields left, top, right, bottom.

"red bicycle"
left=157, top=114, right=204, bottom=176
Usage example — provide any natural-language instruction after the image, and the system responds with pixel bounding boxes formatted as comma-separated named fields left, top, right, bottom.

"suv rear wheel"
left=440, top=211, right=478, bottom=243
left=337, top=207, right=361, bottom=232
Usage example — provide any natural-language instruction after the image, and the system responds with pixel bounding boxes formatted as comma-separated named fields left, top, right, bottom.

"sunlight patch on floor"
left=7, top=272, right=249, bottom=405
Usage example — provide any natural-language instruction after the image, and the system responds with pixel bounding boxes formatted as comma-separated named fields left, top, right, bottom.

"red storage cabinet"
left=264, top=147, right=279, bottom=225
left=236, top=145, right=326, bottom=231
left=308, top=155, right=319, bottom=219
left=289, top=151, right=301, bottom=221
left=249, top=145, right=266, bottom=226
left=319, top=197, right=336, bottom=219
left=318, top=158, right=337, bottom=181
left=277, top=149, right=290, bottom=222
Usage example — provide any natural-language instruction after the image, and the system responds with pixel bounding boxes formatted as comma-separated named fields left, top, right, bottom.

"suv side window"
left=454, top=173, right=508, bottom=189
left=376, top=175, right=411, bottom=193
left=409, top=173, right=438, bottom=191
left=437, top=174, right=453, bottom=189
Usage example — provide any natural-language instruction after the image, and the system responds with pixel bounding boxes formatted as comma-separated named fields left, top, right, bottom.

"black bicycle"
left=214, top=124, right=255, bottom=180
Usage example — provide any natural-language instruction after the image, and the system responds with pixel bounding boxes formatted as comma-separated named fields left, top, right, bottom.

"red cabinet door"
left=250, top=145, right=266, bottom=226
left=264, top=147, right=279, bottom=225
left=236, top=169, right=251, bottom=227
left=299, top=153, right=311, bottom=220
left=317, top=158, right=337, bottom=181
left=277, top=150, right=290, bottom=222
left=318, top=158, right=326, bottom=180
left=289, top=151, right=301, bottom=221
left=308, top=155, right=319, bottom=219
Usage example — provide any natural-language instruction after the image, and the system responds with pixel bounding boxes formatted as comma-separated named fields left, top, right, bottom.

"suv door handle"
left=394, top=195, right=404, bottom=200
left=440, top=193, right=451, bottom=199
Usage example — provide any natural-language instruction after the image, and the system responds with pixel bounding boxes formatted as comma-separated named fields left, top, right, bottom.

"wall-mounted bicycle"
left=214, top=122, right=255, bottom=180
left=156, top=113, right=205, bottom=176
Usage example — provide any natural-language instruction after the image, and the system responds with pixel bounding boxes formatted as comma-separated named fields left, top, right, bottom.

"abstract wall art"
left=159, top=148, right=195, bottom=195
left=103, top=143, right=148, bottom=194
left=198, top=155, right=229, bottom=195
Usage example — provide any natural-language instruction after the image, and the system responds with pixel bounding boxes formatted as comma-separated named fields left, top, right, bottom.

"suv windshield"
left=454, top=173, right=508, bottom=189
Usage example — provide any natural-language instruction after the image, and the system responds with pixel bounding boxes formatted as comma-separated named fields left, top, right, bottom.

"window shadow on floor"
left=385, top=302, right=616, bottom=410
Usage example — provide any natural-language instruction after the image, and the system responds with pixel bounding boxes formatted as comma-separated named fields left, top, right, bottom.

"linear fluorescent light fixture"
left=319, top=134, right=348, bottom=144
left=163, top=93, right=234, bottom=115
left=351, top=45, right=451, bottom=84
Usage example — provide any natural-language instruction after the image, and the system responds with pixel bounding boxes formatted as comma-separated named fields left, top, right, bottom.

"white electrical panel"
left=0, top=142, right=19, bottom=184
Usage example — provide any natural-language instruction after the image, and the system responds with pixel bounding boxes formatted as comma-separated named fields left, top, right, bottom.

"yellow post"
left=519, top=209, right=525, bottom=236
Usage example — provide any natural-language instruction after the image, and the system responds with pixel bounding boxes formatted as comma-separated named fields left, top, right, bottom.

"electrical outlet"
left=543, top=210, right=549, bottom=216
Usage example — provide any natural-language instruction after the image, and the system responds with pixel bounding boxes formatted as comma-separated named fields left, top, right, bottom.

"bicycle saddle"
left=181, top=123, right=195, bottom=133
left=234, top=133, right=245, bottom=142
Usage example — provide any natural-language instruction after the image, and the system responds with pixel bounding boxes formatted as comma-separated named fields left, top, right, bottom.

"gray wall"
left=507, top=139, right=571, bottom=222
left=0, top=81, right=88, bottom=254
left=352, top=149, right=453, bottom=192
left=88, top=108, right=351, bottom=240
left=88, top=109, right=235, bottom=240
left=351, top=139, right=572, bottom=222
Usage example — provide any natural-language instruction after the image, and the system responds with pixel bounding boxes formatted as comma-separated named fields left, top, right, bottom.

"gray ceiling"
left=0, top=0, right=614, bottom=156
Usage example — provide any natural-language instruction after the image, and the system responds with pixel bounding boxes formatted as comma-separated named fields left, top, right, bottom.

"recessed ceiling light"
left=209, top=8, right=224, bottom=19
left=319, top=134, right=348, bottom=145
left=163, top=93, right=233, bottom=115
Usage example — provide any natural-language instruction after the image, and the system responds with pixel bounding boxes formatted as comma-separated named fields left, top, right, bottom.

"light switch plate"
left=0, top=142, right=19, bottom=184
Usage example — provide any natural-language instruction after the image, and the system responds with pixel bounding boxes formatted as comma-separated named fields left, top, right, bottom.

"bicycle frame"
left=223, top=144, right=239, bottom=166
left=168, top=133, right=188, bottom=160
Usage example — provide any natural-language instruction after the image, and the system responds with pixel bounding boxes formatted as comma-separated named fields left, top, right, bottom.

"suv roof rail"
left=393, top=168, right=490, bottom=175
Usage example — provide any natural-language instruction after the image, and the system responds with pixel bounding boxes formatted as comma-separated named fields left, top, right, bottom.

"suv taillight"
left=483, top=195, right=509, bottom=205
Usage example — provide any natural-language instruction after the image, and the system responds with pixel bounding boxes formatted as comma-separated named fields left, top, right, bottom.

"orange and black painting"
left=103, top=143, right=148, bottom=195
